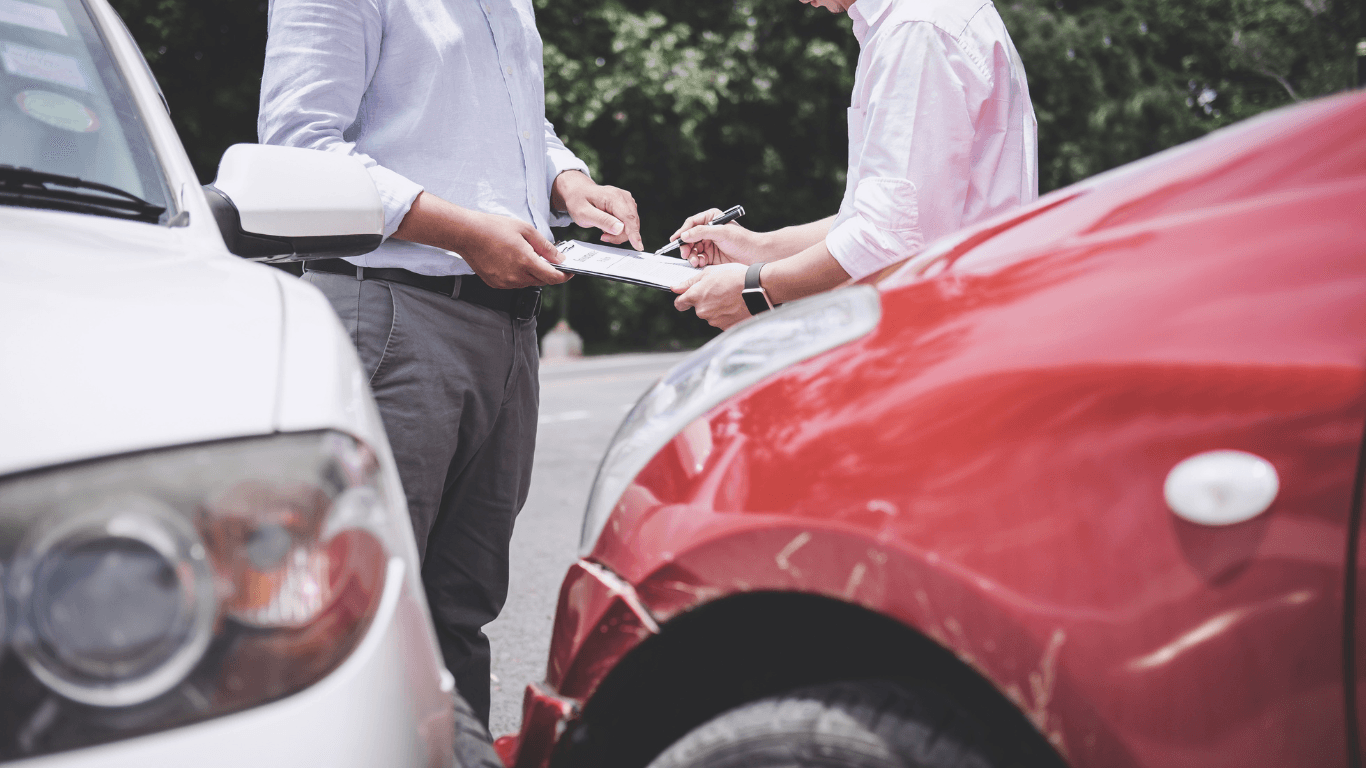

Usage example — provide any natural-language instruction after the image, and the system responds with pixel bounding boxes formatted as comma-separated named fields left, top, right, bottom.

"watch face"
left=742, top=288, right=771, bottom=315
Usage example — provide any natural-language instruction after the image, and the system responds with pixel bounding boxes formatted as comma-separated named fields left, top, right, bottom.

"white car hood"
left=0, top=210, right=283, bottom=476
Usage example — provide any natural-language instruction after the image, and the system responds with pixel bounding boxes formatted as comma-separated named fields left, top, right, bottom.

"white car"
left=0, top=0, right=495, bottom=765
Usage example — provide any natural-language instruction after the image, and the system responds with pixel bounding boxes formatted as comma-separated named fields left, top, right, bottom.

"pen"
left=654, top=205, right=746, bottom=257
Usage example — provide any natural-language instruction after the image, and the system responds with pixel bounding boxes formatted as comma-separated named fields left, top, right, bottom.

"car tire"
left=644, top=680, right=1002, bottom=768
left=451, top=691, right=504, bottom=768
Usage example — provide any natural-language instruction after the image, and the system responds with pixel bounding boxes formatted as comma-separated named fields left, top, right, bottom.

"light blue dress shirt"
left=258, top=0, right=589, bottom=276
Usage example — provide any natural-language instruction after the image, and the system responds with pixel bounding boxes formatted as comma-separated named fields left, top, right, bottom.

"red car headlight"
left=581, top=287, right=882, bottom=555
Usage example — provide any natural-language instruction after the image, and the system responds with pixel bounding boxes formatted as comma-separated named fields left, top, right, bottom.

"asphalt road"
left=486, top=351, right=691, bottom=738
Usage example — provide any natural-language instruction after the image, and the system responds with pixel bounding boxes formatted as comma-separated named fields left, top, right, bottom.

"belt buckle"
left=515, top=288, right=542, bottom=320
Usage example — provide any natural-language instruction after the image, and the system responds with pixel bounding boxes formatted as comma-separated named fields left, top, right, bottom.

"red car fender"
left=630, top=522, right=1086, bottom=750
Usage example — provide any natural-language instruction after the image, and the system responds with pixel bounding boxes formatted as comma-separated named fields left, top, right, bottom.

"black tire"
left=644, top=681, right=1002, bottom=768
left=451, top=690, right=504, bottom=768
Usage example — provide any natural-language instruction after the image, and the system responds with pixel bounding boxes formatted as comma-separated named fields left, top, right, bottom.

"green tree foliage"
left=534, top=0, right=858, bottom=350
left=1001, top=0, right=1356, bottom=190
left=109, top=0, right=1357, bottom=352
left=111, top=0, right=268, bottom=178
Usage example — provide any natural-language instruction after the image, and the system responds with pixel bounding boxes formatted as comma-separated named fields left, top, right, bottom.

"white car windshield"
left=0, top=0, right=171, bottom=222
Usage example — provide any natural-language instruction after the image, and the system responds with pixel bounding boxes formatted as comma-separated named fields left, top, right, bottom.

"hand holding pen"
left=659, top=205, right=759, bottom=267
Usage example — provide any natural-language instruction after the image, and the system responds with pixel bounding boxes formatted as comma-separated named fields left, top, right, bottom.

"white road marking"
left=539, top=410, right=592, bottom=424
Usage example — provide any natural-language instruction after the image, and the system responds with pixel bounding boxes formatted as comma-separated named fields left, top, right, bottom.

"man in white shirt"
left=673, top=0, right=1037, bottom=328
left=258, top=0, right=641, bottom=726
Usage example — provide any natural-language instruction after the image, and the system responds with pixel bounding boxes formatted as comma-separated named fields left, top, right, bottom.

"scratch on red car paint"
left=866, top=499, right=898, bottom=516
left=581, top=560, right=661, bottom=634
left=942, top=616, right=976, bottom=667
left=912, top=588, right=957, bottom=649
left=1006, top=628, right=1068, bottom=758
left=1125, top=589, right=1314, bottom=672
left=912, top=585, right=1071, bottom=751
left=842, top=562, right=868, bottom=598
left=659, top=580, right=725, bottom=603
left=911, top=588, right=996, bottom=691
left=775, top=532, right=812, bottom=578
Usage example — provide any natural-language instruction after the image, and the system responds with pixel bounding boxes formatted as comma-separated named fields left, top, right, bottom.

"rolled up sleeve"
left=543, top=117, right=589, bottom=227
left=258, top=0, right=422, bottom=239
left=826, top=21, right=977, bottom=280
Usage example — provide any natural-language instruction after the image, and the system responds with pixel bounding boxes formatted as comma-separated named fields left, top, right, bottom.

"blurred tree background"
left=110, top=0, right=1358, bottom=353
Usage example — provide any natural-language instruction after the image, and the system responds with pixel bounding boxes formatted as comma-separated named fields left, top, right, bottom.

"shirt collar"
left=848, top=0, right=896, bottom=45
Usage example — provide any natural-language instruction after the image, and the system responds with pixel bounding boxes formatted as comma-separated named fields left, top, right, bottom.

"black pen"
left=654, top=205, right=746, bottom=257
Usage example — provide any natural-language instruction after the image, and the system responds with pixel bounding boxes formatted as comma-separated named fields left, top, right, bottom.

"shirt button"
left=522, top=130, right=530, bottom=139
left=483, top=3, right=491, bottom=11
left=506, top=66, right=514, bottom=75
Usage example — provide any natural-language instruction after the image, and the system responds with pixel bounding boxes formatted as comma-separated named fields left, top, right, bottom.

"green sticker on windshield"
left=15, top=89, right=98, bottom=133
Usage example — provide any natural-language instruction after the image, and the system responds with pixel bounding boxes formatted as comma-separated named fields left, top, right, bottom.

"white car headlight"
left=0, top=431, right=406, bottom=759
left=580, top=286, right=881, bottom=555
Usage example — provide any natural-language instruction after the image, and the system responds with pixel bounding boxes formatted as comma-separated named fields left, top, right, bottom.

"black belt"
left=304, top=258, right=541, bottom=320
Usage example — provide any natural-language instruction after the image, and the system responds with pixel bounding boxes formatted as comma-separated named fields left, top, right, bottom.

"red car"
left=499, top=89, right=1366, bottom=768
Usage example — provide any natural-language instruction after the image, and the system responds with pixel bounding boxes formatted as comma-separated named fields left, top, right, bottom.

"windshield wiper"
left=0, top=164, right=166, bottom=223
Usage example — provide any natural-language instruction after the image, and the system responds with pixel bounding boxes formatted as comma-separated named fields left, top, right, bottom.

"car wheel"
left=644, top=680, right=1003, bottom=768
left=451, top=691, right=504, bottom=768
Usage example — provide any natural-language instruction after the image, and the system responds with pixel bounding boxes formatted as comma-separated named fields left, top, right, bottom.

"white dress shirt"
left=826, top=0, right=1038, bottom=280
left=258, top=0, right=588, bottom=276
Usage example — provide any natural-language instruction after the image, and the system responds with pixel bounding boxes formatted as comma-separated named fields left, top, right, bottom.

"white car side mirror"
left=204, top=144, right=384, bottom=262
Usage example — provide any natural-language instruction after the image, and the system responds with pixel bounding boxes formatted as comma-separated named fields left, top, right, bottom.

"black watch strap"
left=744, top=262, right=765, bottom=291
left=742, top=262, right=774, bottom=315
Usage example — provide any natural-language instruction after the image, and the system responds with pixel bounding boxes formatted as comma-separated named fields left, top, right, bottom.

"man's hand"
left=393, top=192, right=569, bottom=289
left=452, top=208, right=571, bottom=288
left=670, top=208, right=766, bottom=267
left=673, top=239, right=853, bottom=328
left=552, top=170, right=643, bottom=251
left=672, top=263, right=752, bottom=330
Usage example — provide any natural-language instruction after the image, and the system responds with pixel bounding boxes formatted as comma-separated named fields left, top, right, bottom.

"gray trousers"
left=304, top=271, right=539, bottom=726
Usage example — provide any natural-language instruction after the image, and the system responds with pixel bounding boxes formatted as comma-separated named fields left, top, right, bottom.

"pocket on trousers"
left=303, top=272, right=361, bottom=344
left=356, top=279, right=398, bottom=385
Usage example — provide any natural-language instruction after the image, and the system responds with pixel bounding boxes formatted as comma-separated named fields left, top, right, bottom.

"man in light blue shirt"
left=259, top=0, right=641, bottom=725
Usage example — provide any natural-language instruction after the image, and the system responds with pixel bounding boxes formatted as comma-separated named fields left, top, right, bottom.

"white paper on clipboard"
left=554, top=240, right=700, bottom=291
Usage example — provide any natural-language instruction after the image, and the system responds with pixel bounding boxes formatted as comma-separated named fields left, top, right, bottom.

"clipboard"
left=554, top=240, right=699, bottom=292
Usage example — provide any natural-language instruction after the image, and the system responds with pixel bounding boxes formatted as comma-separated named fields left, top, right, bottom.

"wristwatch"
left=742, top=262, right=775, bottom=315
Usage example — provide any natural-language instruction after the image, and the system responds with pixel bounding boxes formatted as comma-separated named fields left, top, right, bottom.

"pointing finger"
left=605, top=193, right=643, bottom=250
left=577, top=204, right=625, bottom=238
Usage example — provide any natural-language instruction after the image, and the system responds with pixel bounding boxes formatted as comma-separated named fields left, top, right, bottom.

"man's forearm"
left=391, top=192, right=567, bottom=288
left=760, top=236, right=851, bottom=305
left=762, top=216, right=836, bottom=260
left=392, top=191, right=477, bottom=252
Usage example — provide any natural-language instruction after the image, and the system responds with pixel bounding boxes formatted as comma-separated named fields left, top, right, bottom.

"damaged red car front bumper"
left=495, top=560, right=659, bottom=768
